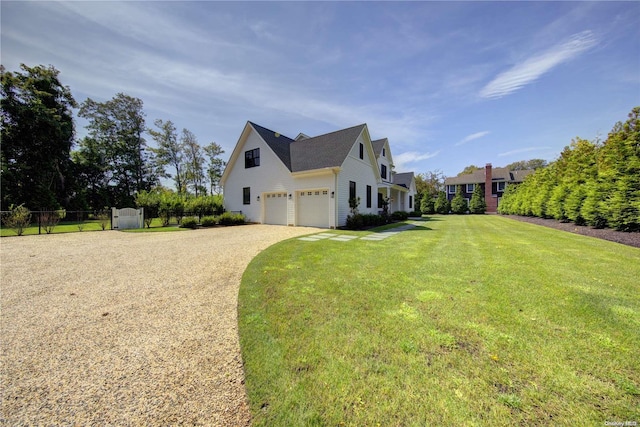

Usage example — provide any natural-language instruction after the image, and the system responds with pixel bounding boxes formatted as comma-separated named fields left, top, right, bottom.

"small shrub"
left=1, top=204, right=32, bottom=236
left=76, top=211, right=85, bottom=231
left=469, top=184, right=486, bottom=214
left=180, top=217, right=199, bottom=229
left=391, top=211, right=409, bottom=221
left=201, top=216, right=217, bottom=227
left=421, top=196, right=435, bottom=214
left=451, top=189, right=468, bottom=215
left=41, top=209, right=65, bottom=234
left=158, top=209, right=172, bottom=227
left=434, top=191, right=450, bottom=214
left=346, top=213, right=364, bottom=230
left=97, top=210, right=110, bottom=230
left=361, top=213, right=384, bottom=227
left=409, top=211, right=423, bottom=217
left=217, top=212, right=246, bottom=226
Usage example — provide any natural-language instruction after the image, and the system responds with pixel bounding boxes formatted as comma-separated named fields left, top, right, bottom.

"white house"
left=220, top=121, right=417, bottom=228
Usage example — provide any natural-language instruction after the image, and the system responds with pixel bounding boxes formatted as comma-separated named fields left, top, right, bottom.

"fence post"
left=38, top=210, right=42, bottom=235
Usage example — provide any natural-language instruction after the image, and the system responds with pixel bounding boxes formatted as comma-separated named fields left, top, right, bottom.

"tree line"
left=498, top=107, right=640, bottom=232
left=1, top=64, right=225, bottom=211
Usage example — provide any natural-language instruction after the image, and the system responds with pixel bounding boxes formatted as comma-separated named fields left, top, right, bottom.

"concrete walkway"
left=298, top=222, right=417, bottom=242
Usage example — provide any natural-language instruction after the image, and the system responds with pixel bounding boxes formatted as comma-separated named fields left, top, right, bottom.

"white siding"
left=336, top=133, right=379, bottom=226
left=223, top=129, right=294, bottom=223
left=378, top=140, right=393, bottom=184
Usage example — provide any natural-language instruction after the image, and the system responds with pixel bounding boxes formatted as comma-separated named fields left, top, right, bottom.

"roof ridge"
left=302, top=123, right=366, bottom=141
left=248, top=121, right=294, bottom=142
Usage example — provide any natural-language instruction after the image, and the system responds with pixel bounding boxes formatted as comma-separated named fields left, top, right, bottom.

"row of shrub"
left=180, top=212, right=246, bottom=229
left=135, top=190, right=224, bottom=227
left=420, top=186, right=487, bottom=215
left=345, top=211, right=415, bottom=230
left=498, top=107, right=639, bottom=231
left=1, top=205, right=112, bottom=236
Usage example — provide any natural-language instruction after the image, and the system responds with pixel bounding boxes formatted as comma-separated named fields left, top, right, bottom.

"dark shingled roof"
left=248, top=122, right=368, bottom=173
left=393, top=172, right=414, bottom=189
left=444, top=167, right=534, bottom=185
left=371, top=138, right=387, bottom=155
left=249, top=121, right=295, bottom=171
left=289, top=124, right=367, bottom=172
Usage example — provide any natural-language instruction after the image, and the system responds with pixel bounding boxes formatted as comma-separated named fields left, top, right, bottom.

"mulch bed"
left=503, top=215, right=640, bottom=249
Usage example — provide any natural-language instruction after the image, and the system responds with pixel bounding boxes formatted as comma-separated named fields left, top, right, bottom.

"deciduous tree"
left=78, top=93, right=157, bottom=206
left=148, top=119, right=186, bottom=194
left=1, top=64, right=77, bottom=209
left=182, top=129, right=206, bottom=197
left=204, top=141, right=225, bottom=196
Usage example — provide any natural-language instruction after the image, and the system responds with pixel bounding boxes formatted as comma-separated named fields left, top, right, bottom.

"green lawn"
left=0, top=218, right=188, bottom=236
left=238, top=215, right=640, bottom=426
left=0, top=220, right=109, bottom=236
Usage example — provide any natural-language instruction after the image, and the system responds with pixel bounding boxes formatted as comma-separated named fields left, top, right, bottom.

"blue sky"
left=2, top=1, right=639, bottom=177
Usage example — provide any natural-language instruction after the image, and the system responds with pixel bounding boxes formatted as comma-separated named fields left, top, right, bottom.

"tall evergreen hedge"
left=498, top=107, right=640, bottom=231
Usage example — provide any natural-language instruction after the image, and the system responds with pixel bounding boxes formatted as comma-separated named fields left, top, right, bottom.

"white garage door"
left=297, top=189, right=330, bottom=228
left=263, top=192, right=287, bottom=225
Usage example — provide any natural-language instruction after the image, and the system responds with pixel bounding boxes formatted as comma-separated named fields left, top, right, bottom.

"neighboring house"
left=444, top=164, right=533, bottom=213
left=220, top=121, right=417, bottom=228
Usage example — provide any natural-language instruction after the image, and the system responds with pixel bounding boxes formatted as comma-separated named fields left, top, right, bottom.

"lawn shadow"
left=405, top=224, right=432, bottom=231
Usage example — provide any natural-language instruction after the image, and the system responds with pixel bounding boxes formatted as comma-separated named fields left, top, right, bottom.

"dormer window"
left=245, top=148, right=260, bottom=168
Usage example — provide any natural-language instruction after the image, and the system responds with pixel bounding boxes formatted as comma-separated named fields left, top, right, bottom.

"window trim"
left=497, top=181, right=506, bottom=192
left=245, top=148, right=260, bottom=168
left=243, top=187, right=251, bottom=205
left=381, top=164, right=387, bottom=180
left=466, top=183, right=475, bottom=193
left=366, top=185, right=372, bottom=208
left=349, top=181, right=356, bottom=201
left=359, top=143, right=364, bottom=159
left=447, top=185, right=456, bottom=194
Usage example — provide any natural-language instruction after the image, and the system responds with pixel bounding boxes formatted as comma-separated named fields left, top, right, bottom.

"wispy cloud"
left=394, top=150, right=441, bottom=172
left=480, top=31, right=597, bottom=99
left=498, top=146, right=551, bottom=157
left=455, top=131, right=490, bottom=146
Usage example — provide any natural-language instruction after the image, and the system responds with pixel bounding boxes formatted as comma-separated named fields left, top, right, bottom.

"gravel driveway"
left=1, top=225, right=319, bottom=426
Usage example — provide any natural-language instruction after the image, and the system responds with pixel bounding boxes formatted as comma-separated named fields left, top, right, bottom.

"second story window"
left=245, top=148, right=260, bottom=168
left=359, top=143, right=364, bottom=159
left=381, top=164, right=387, bottom=180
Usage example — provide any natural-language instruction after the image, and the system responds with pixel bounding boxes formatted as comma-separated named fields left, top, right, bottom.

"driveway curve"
left=1, top=224, right=320, bottom=426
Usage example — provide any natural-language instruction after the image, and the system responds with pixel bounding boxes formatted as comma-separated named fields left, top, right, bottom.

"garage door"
left=297, top=189, right=330, bottom=228
left=263, top=192, right=287, bottom=225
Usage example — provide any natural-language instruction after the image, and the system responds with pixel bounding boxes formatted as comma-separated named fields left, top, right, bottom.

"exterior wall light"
left=257, top=195, right=260, bottom=201
left=331, top=191, right=335, bottom=198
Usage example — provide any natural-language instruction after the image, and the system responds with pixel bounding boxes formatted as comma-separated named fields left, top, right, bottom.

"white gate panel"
left=297, top=189, right=330, bottom=228
left=263, top=192, right=287, bottom=225
left=112, top=207, right=143, bottom=229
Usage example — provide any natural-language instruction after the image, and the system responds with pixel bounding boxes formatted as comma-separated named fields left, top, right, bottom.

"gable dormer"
left=371, top=138, right=394, bottom=183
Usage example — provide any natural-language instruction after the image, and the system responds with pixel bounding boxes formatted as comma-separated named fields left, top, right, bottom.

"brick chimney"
left=485, top=163, right=497, bottom=213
